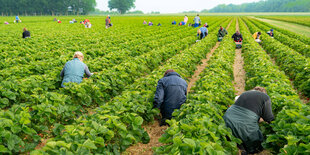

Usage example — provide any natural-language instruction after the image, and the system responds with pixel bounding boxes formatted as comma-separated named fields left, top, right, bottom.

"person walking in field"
left=193, top=14, right=201, bottom=28
left=60, top=52, right=94, bottom=87
left=218, top=26, right=228, bottom=41
left=22, top=28, right=31, bottom=38
left=184, top=15, right=188, bottom=24
left=223, top=87, right=274, bottom=154
left=267, top=29, right=274, bottom=37
left=153, top=69, right=188, bottom=126
left=197, top=23, right=208, bottom=40
left=253, top=32, right=262, bottom=43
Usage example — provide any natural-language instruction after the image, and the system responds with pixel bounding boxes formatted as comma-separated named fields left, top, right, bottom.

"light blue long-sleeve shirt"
left=199, top=27, right=208, bottom=38
left=194, top=16, right=201, bottom=24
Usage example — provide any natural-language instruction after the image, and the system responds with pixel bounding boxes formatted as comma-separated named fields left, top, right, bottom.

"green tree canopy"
left=108, top=0, right=135, bottom=14
left=0, top=0, right=96, bottom=16
left=209, top=0, right=310, bottom=12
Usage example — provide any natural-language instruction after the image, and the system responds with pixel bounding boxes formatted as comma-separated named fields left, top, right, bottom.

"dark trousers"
left=200, top=32, right=208, bottom=39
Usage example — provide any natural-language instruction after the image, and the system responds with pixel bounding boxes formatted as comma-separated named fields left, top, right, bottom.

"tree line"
left=209, top=0, right=310, bottom=13
left=0, top=0, right=96, bottom=16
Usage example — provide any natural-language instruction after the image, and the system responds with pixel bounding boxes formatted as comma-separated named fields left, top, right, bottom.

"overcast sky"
left=96, top=0, right=261, bottom=13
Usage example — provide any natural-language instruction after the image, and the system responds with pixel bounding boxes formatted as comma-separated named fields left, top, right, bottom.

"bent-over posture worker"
left=253, top=32, right=262, bottom=43
left=60, top=52, right=94, bottom=87
left=197, top=24, right=208, bottom=40
left=232, top=31, right=243, bottom=42
left=223, top=87, right=274, bottom=154
left=153, top=69, right=188, bottom=126
left=218, top=26, right=228, bottom=41
left=172, top=21, right=176, bottom=25
left=22, top=28, right=31, bottom=38
left=105, top=16, right=111, bottom=29
left=267, top=29, right=274, bottom=37
left=15, top=16, right=20, bottom=23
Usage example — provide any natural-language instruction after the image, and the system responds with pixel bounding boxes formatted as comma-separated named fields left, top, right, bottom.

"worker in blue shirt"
left=197, top=23, right=208, bottom=40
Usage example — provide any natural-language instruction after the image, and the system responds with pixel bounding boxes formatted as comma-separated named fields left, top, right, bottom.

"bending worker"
left=60, top=52, right=94, bottom=87
left=218, top=26, right=228, bottom=41
left=197, top=23, right=208, bottom=40
left=253, top=32, right=262, bottom=43
left=153, top=69, right=188, bottom=126
left=223, top=87, right=274, bottom=154
left=267, top=29, right=274, bottom=37
left=22, top=28, right=31, bottom=38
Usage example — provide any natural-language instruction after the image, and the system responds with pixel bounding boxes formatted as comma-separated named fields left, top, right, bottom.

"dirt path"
left=187, top=42, right=220, bottom=93
left=187, top=20, right=233, bottom=92
left=123, top=120, right=167, bottom=155
left=253, top=17, right=310, bottom=37
left=233, top=18, right=246, bottom=96
left=125, top=20, right=234, bottom=155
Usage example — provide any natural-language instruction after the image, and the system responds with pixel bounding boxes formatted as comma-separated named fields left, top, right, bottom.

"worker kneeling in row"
left=224, top=87, right=274, bottom=154
left=253, top=32, right=262, bottom=43
left=197, top=23, right=208, bottom=40
left=60, top=52, right=95, bottom=87
left=153, top=70, right=188, bottom=126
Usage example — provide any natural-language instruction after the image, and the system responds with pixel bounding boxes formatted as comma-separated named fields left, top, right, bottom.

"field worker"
left=218, top=26, right=228, bottom=41
left=153, top=69, right=188, bottom=126
left=4, top=21, right=9, bottom=24
left=172, top=20, right=176, bottom=25
left=193, top=14, right=201, bottom=28
left=143, top=20, right=147, bottom=24
left=253, top=32, right=262, bottom=43
left=179, top=21, right=186, bottom=26
left=53, top=18, right=57, bottom=21
left=22, top=28, right=31, bottom=38
left=267, top=29, right=274, bottom=37
left=105, top=16, right=111, bottom=29
left=197, top=24, right=208, bottom=40
left=203, top=22, right=209, bottom=28
left=157, top=23, right=162, bottom=26
left=184, top=15, right=188, bottom=24
left=232, top=30, right=243, bottom=42
left=148, top=21, right=153, bottom=26
left=15, top=16, right=20, bottom=23
left=85, top=22, right=92, bottom=28
left=223, top=87, right=274, bottom=154
left=58, top=20, right=62, bottom=23
left=60, top=52, right=94, bottom=87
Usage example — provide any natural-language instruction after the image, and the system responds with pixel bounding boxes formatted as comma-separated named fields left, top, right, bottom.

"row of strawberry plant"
left=242, top=17, right=310, bottom=98
left=257, top=16, right=310, bottom=28
left=248, top=18, right=310, bottom=57
left=0, top=18, right=226, bottom=110
left=0, top=26, right=199, bottom=80
left=154, top=18, right=239, bottom=154
left=251, top=18, right=310, bottom=45
left=29, top=19, right=233, bottom=155
left=0, top=18, right=231, bottom=154
left=0, top=18, right=185, bottom=70
left=239, top=18, right=310, bottom=154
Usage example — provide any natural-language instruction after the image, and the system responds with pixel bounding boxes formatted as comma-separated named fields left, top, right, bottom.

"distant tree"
left=127, top=10, right=144, bottom=14
left=209, top=0, right=310, bottom=12
left=108, top=0, right=135, bottom=14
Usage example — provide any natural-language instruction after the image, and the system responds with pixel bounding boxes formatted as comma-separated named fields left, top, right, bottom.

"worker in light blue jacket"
left=197, top=23, right=208, bottom=40
left=60, top=52, right=94, bottom=87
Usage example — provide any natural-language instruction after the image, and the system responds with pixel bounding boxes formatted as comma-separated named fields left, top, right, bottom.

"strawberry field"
left=0, top=16, right=309, bottom=154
